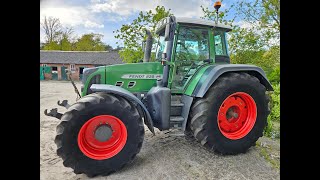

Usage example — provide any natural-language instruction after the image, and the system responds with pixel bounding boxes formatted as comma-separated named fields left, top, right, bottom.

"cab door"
left=170, top=26, right=211, bottom=92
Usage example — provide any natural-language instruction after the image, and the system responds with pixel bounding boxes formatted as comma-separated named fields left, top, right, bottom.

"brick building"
left=40, top=50, right=123, bottom=81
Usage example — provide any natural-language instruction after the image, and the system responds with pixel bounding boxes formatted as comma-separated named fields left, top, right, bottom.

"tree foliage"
left=232, top=0, right=279, bottom=48
left=235, top=0, right=280, bottom=32
left=201, top=3, right=235, bottom=25
left=202, top=0, right=279, bottom=53
left=74, top=33, right=106, bottom=51
left=41, top=16, right=62, bottom=44
left=41, top=17, right=113, bottom=51
left=265, top=83, right=280, bottom=138
left=42, top=41, right=60, bottom=50
left=114, top=6, right=172, bottom=63
left=104, top=44, right=113, bottom=51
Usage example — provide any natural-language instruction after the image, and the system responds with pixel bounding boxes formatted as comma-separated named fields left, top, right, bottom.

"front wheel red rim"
left=217, top=92, right=257, bottom=140
left=78, top=115, right=127, bottom=160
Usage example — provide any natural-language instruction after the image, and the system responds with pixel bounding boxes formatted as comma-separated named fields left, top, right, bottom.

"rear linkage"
left=44, top=100, right=70, bottom=120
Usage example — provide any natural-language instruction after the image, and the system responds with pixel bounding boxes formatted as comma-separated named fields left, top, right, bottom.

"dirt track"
left=40, top=81, right=280, bottom=180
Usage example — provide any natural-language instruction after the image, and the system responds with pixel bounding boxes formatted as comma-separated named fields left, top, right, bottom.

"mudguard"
left=90, top=84, right=155, bottom=135
left=192, top=64, right=273, bottom=97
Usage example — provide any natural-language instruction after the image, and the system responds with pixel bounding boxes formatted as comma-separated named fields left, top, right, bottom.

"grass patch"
left=256, top=139, right=280, bottom=170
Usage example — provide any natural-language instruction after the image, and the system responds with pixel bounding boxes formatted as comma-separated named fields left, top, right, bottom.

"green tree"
left=43, top=41, right=60, bottom=50
left=41, top=16, right=63, bottom=50
left=105, top=44, right=113, bottom=51
left=114, top=6, right=172, bottom=63
left=58, top=27, right=74, bottom=51
left=231, top=0, right=280, bottom=48
left=201, top=2, right=235, bottom=26
left=74, top=33, right=106, bottom=51
left=41, top=17, right=75, bottom=51
left=202, top=0, right=279, bottom=50
left=234, top=0, right=279, bottom=32
left=60, top=36, right=73, bottom=51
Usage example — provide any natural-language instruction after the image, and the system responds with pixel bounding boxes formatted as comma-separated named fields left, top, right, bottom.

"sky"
left=40, top=0, right=236, bottom=48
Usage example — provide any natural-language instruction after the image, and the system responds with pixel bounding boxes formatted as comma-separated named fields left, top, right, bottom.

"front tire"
left=54, top=93, right=144, bottom=177
left=189, top=72, right=269, bottom=154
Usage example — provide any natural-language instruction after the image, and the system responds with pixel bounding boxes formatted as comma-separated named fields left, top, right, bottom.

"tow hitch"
left=44, top=108, right=62, bottom=120
left=44, top=72, right=80, bottom=120
left=57, top=100, right=70, bottom=109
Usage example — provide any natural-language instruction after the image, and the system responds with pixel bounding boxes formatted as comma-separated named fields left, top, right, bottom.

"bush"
left=264, top=115, right=274, bottom=137
left=264, top=83, right=280, bottom=138
left=267, top=65, right=280, bottom=84
left=269, top=83, right=280, bottom=122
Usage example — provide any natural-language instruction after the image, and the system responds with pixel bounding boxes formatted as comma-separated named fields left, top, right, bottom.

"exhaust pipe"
left=143, top=29, right=153, bottom=62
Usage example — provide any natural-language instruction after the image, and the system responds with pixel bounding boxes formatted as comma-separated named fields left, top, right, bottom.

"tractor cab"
left=151, top=16, right=232, bottom=92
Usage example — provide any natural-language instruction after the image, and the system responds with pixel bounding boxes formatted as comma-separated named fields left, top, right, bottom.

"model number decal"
left=121, top=74, right=162, bottom=79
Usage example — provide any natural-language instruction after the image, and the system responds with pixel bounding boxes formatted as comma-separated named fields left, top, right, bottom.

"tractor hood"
left=104, top=62, right=163, bottom=93
left=81, top=62, right=163, bottom=96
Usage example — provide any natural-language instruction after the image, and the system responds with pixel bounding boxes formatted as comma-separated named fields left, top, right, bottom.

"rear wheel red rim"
left=78, top=115, right=127, bottom=160
left=217, top=92, right=257, bottom=140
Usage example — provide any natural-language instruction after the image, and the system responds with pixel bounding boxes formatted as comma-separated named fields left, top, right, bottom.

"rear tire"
left=54, top=92, right=144, bottom=177
left=189, top=72, right=269, bottom=154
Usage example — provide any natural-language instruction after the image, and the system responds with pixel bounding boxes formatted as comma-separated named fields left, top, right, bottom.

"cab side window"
left=214, top=31, right=227, bottom=56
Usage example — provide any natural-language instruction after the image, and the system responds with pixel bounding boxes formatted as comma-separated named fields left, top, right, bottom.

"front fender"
left=90, top=84, right=155, bottom=135
left=191, top=64, right=274, bottom=97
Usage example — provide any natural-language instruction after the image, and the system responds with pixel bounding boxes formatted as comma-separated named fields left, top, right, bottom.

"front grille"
left=86, top=74, right=101, bottom=95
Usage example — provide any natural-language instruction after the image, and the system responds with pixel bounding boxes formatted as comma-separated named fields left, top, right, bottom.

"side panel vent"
left=115, top=81, right=124, bottom=87
left=128, top=81, right=136, bottom=88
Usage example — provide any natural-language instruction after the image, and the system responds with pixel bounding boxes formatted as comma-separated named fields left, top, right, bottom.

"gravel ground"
left=40, top=81, right=280, bottom=180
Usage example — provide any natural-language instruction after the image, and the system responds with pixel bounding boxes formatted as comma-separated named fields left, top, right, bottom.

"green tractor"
left=45, top=15, right=273, bottom=177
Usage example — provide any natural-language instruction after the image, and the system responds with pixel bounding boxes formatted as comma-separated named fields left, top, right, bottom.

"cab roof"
left=175, top=17, right=232, bottom=32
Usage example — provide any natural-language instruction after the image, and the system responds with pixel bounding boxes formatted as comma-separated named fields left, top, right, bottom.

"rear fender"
left=192, top=64, right=273, bottom=97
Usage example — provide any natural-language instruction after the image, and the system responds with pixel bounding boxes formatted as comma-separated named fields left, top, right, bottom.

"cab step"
left=170, top=102, right=184, bottom=116
left=168, top=129, right=185, bottom=136
left=170, top=116, right=184, bottom=129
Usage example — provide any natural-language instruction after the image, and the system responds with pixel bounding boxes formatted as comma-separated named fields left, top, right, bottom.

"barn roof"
left=40, top=50, right=123, bottom=65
